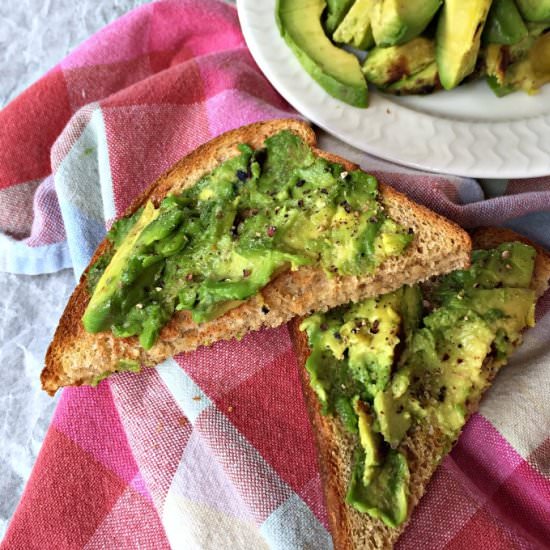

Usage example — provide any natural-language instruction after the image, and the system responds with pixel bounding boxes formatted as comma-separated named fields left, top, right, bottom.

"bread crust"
left=289, top=228, right=550, bottom=549
left=42, top=119, right=471, bottom=395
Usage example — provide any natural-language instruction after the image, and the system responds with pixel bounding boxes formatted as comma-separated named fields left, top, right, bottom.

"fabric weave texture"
left=1, top=1, right=550, bottom=548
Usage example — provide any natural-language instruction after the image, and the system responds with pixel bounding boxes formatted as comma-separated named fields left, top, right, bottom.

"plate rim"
left=237, top=0, right=550, bottom=179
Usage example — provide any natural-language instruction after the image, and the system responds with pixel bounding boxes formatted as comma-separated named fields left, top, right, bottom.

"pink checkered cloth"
left=2, top=1, right=550, bottom=548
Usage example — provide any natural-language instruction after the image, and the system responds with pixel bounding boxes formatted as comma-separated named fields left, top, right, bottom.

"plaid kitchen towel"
left=2, top=0, right=550, bottom=548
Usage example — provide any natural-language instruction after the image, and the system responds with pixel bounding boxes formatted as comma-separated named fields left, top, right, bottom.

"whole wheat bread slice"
left=42, top=119, right=470, bottom=395
left=289, top=228, right=550, bottom=550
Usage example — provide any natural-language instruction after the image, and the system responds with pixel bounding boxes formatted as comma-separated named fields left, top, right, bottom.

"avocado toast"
left=42, top=119, right=470, bottom=395
left=289, top=228, right=550, bottom=549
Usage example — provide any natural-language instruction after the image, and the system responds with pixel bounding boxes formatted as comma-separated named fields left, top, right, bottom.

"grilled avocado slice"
left=436, top=0, right=492, bottom=90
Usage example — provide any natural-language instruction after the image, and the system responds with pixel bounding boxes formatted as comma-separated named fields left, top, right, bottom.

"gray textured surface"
left=0, top=0, right=150, bottom=109
left=0, top=270, right=74, bottom=538
left=0, top=0, right=151, bottom=539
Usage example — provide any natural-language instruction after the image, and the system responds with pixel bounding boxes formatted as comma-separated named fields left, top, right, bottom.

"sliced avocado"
left=83, top=201, right=160, bottom=333
left=300, top=313, right=363, bottom=411
left=362, top=37, right=435, bottom=87
left=436, top=0, right=492, bottom=90
left=354, top=398, right=383, bottom=484
left=341, top=291, right=402, bottom=397
left=466, top=288, right=535, bottom=358
left=325, top=0, right=355, bottom=34
left=373, top=219, right=413, bottom=260
left=299, top=315, right=341, bottom=404
left=371, top=0, right=442, bottom=47
left=471, top=242, right=536, bottom=288
left=401, top=285, right=423, bottom=339
left=530, top=30, right=550, bottom=72
left=276, top=0, right=368, bottom=107
left=386, top=61, right=440, bottom=95
left=487, top=74, right=516, bottom=96
left=347, top=448, right=409, bottom=527
left=462, top=288, right=536, bottom=336
left=516, top=0, right=550, bottom=23
left=431, top=321, right=493, bottom=435
left=335, top=396, right=360, bottom=433
left=333, top=0, right=375, bottom=50
left=485, top=41, right=531, bottom=85
left=373, top=385, right=412, bottom=449
left=433, top=242, right=536, bottom=296
left=484, top=24, right=550, bottom=86
left=491, top=32, right=550, bottom=95
left=409, top=308, right=495, bottom=435
left=482, top=0, right=528, bottom=45
left=323, top=204, right=376, bottom=274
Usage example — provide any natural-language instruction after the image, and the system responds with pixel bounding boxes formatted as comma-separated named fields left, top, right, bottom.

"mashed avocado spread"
left=83, top=131, right=412, bottom=349
left=300, top=242, right=537, bottom=527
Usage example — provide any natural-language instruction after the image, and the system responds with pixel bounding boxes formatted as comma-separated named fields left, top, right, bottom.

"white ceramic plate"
left=237, top=0, right=550, bottom=178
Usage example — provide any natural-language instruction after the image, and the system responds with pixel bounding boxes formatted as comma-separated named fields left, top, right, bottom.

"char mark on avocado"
left=499, top=46, right=511, bottom=74
left=387, top=56, right=411, bottom=85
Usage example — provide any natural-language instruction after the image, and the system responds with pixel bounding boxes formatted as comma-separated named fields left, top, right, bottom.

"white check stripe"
left=480, top=312, right=550, bottom=459
left=156, top=358, right=212, bottom=423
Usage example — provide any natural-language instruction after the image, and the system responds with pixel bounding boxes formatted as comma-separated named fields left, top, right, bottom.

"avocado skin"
left=436, top=0, right=492, bottom=90
left=483, top=0, right=528, bottom=45
left=277, top=0, right=368, bottom=107
left=371, top=0, right=442, bottom=47
left=516, top=0, right=550, bottom=23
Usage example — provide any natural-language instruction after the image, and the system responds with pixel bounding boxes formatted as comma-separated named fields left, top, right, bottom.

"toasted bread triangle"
left=289, top=228, right=550, bottom=549
left=42, top=119, right=470, bottom=395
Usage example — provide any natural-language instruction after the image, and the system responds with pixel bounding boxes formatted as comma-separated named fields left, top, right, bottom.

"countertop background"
left=0, top=0, right=150, bottom=539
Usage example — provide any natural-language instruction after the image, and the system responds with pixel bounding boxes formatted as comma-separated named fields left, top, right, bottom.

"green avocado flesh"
left=277, top=0, right=549, bottom=103
left=276, top=0, right=368, bottom=107
left=483, top=0, right=528, bottom=46
left=333, top=0, right=375, bottom=50
left=487, top=31, right=550, bottom=96
left=83, top=130, right=412, bottom=349
left=516, top=0, right=550, bottom=23
left=436, top=0, right=492, bottom=90
left=362, top=37, right=436, bottom=88
left=325, top=0, right=355, bottom=35
left=300, top=242, right=536, bottom=527
left=371, top=0, right=442, bottom=47
left=385, top=61, right=439, bottom=95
